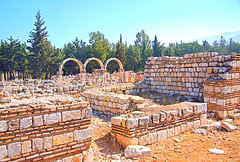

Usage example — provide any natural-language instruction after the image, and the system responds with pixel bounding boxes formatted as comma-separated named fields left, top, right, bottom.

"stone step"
left=229, top=113, right=240, bottom=120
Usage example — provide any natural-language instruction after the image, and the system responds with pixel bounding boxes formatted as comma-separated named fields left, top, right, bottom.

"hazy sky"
left=0, top=0, right=240, bottom=47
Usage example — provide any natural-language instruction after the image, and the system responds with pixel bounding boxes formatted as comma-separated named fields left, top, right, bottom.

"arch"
left=58, top=58, right=84, bottom=75
left=83, top=58, right=104, bottom=71
left=104, top=58, right=123, bottom=71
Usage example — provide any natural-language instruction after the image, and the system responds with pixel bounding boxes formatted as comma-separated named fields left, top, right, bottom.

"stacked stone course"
left=0, top=95, right=92, bottom=161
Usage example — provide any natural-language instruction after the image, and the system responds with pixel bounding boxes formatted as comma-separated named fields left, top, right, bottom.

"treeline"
left=1, top=11, right=240, bottom=81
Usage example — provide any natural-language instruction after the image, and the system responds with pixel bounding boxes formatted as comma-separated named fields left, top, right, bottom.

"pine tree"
left=27, top=10, right=53, bottom=79
left=115, top=34, right=126, bottom=66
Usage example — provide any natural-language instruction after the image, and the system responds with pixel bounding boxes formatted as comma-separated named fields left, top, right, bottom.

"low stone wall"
left=0, top=95, right=92, bottom=161
left=111, top=102, right=207, bottom=147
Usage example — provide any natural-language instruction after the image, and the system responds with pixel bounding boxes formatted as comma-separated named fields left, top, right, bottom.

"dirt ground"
left=89, top=116, right=240, bottom=162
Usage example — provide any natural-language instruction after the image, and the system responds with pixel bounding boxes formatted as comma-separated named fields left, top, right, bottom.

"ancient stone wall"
left=111, top=102, right=207, bottom=147
left=144, top=52, right=240, bottom=116
left=0, top=95, right=92, bottom=161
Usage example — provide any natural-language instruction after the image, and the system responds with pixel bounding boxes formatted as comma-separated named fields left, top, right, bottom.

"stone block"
left=129, top=96, right=145, bottom=104
left=193, top=120, right=201, bottom=129
left=167, top=128, right=175, bottom=137
left=62, top=110, right=81, bottom=122
left=8, top=118, right=20, bottom=131
left=182, top=107, right=193, bottom=117
left=33, top=115, right=43, bottom=127
left=200, top=114, right=208, bottom=125
left=180, top=124, right=187, bottom=133
left=138, top=116, right=149, bottom=126
left=43, top=112, right=61, bottom=125
left=8, top=142, right=21, bottom=158
left=20, top=117, right=32, bottom=129
left=149, top=132, right=158, bottom=144
left=157, top=129, right=167, bottom=141
left=62, top=153, right=83, bottom=162
left=0, top=145, right=7, bottom=160
left=221, top=122, right=236, bottom=132
left=82, top=107, right=92, bottom=119
left=187, top=122, right=194, bottom=130
left=53, top=132, right=73, bottom=146
left=111, top=116, right=125, bottom=126
left=44, top=136, right=52, bottom=149
left=73, top=128, right=92, bottom=142
left=124, top=145, right=151, bottom=159
left=138, top=134, right=149, bottom=146
left=174, top=126, right=181, bottom=136
left=22, top=140, right=31, bottom=153
left=160, top=112, right=166, bottom=122
left=0, top=121, right=8, bottom=132
left=217, top=111, right=228, bottom=119
left=125, top=118, right=138, bottom=128
left=165, top=111, right=172, bottom=122
left=118, top=96, right=129, bottom=104
left=116, top=134, right=138, bottom=148
left=152, top=114, right=160, bottom=124
left=32, top=138, right=43, bottom=151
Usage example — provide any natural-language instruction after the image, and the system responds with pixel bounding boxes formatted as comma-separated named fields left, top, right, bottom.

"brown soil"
left=90, top=117, right=240, bottom=162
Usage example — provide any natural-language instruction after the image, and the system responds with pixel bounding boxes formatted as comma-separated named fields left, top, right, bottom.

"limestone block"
left=33, top=115, right=43, bottom=127
left=96, top=94, right=105, bottom=101
left=118, top=96, right=129, bottom=104
left=149, top=132, right=158, bottom=144
left=53, top=132, right=73, bottom=146
left=44, top=136, right=52, bottom=149
left=217, top=111, right=228, bottom=119
left=0, top=121, right=8, bottom=132
left=187, top=122, right=194, bottom=130
left=165, top=111, right=172, bottom=122
left=62, top=110, right=81, bottom=122
left=180, top=124, right=187, bottom=133
left=124, top=145, right=151, bottom=159
left=200, top=114, right=208, bottom=125
left=160, top=112, right=166, bottom=122
left=20, top=116, right=32, bottom=129
left=129, top=96, right=146, bottom=104
left=193, top=120, right=201, bottom=129
left=8, top=142, right=21, bottom=158
left=82, top=107, right=92, bottom=119
left=152, top=114, right=160, bottom=124
left=157, top=129, right=167, bottom=141
left=138, top=116, right=149, bottom=126
left=126, top=118, right=138, bottom=128
left=0, top=145, right=7, bottom=160
left=43, top=112, right=61, bottom=125
left=138, top=134, right=149, bottom=146
left=111, top=116, right=125, bottom=126
left=22, top=140, right=32, bottom=153
left=62, top=153, right=83, bottom=162
left=116, top=134, right=138, bottom=148
left=174, top=126, right=181, bottom=136
left=32, top=138, right=43, bottom=151
left=73, top=128, right=92, bottom=142
left=221, top=122, right=236, bottom=132
left=8, top=118, right=20, bottom=131
left=167, top=128, right=175, bottom=137
left=182, top=107, right=193, bottom=117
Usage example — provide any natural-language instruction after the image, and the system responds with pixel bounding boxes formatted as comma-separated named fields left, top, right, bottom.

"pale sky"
left=0, top=0, right=240, bottom=47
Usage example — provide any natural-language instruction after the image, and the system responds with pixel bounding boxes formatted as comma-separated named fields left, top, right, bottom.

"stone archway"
left=58, top=58, right=84, bottom=76
left=104, top=58, right=124, bottom=71
left=83, top=58, right=104, bottom=71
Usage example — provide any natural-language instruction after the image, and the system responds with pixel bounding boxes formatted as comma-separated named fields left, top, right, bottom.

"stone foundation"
left=0, top=95, right=92, bottom=161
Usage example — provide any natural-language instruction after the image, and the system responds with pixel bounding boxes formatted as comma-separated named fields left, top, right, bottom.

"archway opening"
left=62, top=61, right=80, bottom=75
left=85, top=61, right=101, bottom=73
left=106, top=61, right=120, bottom=74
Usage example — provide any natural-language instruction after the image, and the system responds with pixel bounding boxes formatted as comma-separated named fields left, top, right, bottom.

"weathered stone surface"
left=32, top=138, right=43, bottom=151
left=192, top=128, right=208, bottom=136
left=0, top=145, right=7, bottom=160
left=62, top=110, right=81, bottom=122
left=74, top=128, right=92, bottom=142
left=83, top=150, right=93, bottom=162
left=152, top=114, right=160, bottom=124
left=8, top=142, right=21, bottom=158
left=209, top=148, right=224, bottom=155
left=167, top=128, right=175, bottom=137
left=116, top=134, right=138, bottom=148
left=124, top=145, right=151, bottom=159
left=118, top=96, right=129, bottom=104
left=138, top=134, right=149, bottom=146
left=62, top=153, right=83, bottom=162
left=200, top=114, right=208, bottom=125
left=82, top=107, right=92, bottom=119
left=44, top=136, right=52, bottom=149
left=0, top=121, right=8, bottom=132
left=157, top=130, right=167, bottom=141
left=33, top=115, right=44, bottom=127
left=224, top=118, right=233, bottom=124
left=111, top=116, right=125, bottom=126
left=160, top=112, right=166, bottom=122
left=201, top=122, right=221, bottom=131
left=138, top=116, right=149, bottom=126
left=149, top=132, right=158, bottom=144
left=125, top=118, right=138, bottom=128
left=217, top=111, right=228, bottom=119
left=129, top=96, right=145, bottom=104
left=20, top=117, right=32, bottom=129
left=22, top=140, right=32, bottom=153
left=8, top=118, right=20, bottom=130
left=43, top=112, right=61, bottom=125
left=221, top=122, right=236, bottom=132
left=53, top=132, right=73, bottom=146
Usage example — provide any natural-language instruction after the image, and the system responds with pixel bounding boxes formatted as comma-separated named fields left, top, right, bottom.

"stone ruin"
left=0, top=53, right=239, bottom=161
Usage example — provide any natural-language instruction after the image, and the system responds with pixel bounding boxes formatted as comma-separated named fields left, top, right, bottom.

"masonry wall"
left=144, top=52, right=240, bottom=115
left=0, top=97, right=92, bottom=161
